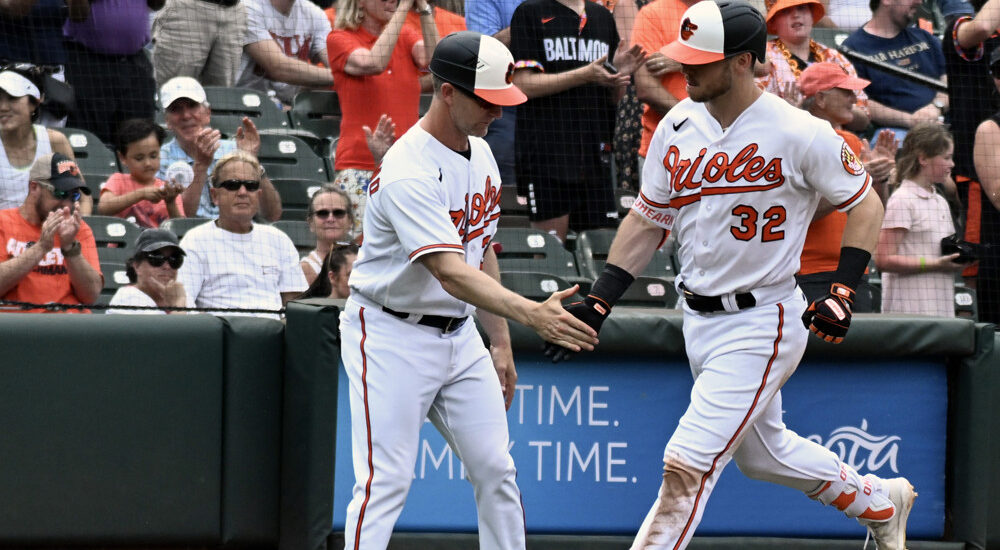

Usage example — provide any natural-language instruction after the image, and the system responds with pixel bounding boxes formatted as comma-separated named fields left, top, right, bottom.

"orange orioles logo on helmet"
left=840, top=142, right=864, bottom=176
left=56, top=160, right=81, bottom=177
left=680, top=18, right=698, bottom=40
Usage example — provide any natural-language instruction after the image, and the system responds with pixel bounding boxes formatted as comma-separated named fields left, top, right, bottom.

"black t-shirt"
left=942, top=14, right=1000, bottom=180
left=509, top=0, right=620, bottom=180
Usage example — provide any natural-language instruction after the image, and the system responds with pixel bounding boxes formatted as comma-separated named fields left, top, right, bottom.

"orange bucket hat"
left=764, top=0, right=825, bottom=34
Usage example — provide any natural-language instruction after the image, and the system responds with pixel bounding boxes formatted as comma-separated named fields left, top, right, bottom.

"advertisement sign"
left=332, top=356, right=945, bottom=538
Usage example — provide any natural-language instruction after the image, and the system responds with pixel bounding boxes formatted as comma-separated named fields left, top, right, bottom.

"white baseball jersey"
left=634, top=92, right=872, bottom=297
left=349, top=124, right=502, bottom=316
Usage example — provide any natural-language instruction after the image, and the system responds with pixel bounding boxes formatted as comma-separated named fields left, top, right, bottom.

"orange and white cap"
left=661, top=0, right=767, bottom=66
left=429, top=31, right=527, bottom=106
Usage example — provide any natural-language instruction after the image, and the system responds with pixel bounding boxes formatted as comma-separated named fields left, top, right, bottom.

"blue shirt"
left=157, top=138, right=238, bottom=218
left=842, top=26, right=945, bottom=114
left=465, top=0, right=523, bottom=35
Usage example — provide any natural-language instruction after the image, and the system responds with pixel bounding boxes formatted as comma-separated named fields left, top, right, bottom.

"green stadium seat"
left=160, top=217, right=212, bottom=240
left=493, top=227, right=589, bottom=284
left=100, top=261, right=129, bottom=292
left=614, top=187, right=637, bottom=218
left=575, top=229, right=674, bottom=280
left=198, top=86, right=291, bottom=136
left=63, top=127, right=119, bottom=175
left=955, top=285, right=977, bottom=320
left=84, top=216, right=141, bottom=262
left=499, top=271, right=582, bottom=303
left=257, top=134, right=329, bottom=181
left=811, top=27, right=851, bottom=49
left=271, top=178, right=326, bottom=211
left=81, top=172, right=112, bottom=203
left=290, top=90, right=341, bottom=156
left=619, top=276, right=679, bottom=309
left=272, top=220, right=314, bottom=257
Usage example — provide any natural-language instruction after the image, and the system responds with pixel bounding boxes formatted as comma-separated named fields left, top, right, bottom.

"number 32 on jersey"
left=730, top=204, right=786, bottom=242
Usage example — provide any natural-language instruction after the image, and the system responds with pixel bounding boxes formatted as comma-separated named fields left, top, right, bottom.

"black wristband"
left=833, top=246, right=871, bottom=291
left=586, top=263, right=635, bottom=312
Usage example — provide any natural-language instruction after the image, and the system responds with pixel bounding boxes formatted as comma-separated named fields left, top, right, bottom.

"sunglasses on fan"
left=141, top=252, right=184, bottom=269
left=215, top=179, right=262, bottom=192
left=311, top=208, right=349, bottom=219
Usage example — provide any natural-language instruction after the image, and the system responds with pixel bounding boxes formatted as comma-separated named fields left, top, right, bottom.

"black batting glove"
left=802, top=283, right=855, bottom=344
left=543, top=297, right=610, bottom=363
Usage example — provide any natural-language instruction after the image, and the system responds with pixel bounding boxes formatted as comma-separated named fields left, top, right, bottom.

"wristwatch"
left=61, top=240, right=82, bottom=258
left=416, top=5, right=433, bottom=16
left=933, top=98, right=946, bottom=113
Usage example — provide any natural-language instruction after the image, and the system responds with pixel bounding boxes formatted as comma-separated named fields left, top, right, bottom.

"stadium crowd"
left=0, top=0, right=997, bottom=323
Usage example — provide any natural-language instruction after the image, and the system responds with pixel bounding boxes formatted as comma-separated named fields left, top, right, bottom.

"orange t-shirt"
left=325, top=6, right=467, bottom=38
left=327, top=25, right=423, bottom=171
left=0, top=208, right=101, bottom=313
left=101, top=173, right=185, bottom=229
left=798, top=130, right=862, bottom=275
left=631, top=0, right=690, bottom=158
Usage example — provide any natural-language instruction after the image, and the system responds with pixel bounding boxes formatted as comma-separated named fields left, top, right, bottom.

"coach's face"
left=165, top=98, right=212, bottom=144
left=448, top=84, right=502, bottom=138
left=681, top=57, right=735, bottom=103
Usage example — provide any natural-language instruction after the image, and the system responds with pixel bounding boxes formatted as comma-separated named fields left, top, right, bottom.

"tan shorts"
left=152, top=0, right=247, bottom=87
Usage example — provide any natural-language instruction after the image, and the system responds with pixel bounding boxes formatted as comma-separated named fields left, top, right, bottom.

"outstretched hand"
left=363, top=114, right=396, bottom=165
left=529, top=285, right=599, bottom=355
left=234, top=116, right=261, bottom=156
left=542, top=296, right=609, bottom=363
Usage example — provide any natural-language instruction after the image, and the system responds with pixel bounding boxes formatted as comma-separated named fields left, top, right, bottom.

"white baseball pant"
left=340, top=297, right=526, bottom=550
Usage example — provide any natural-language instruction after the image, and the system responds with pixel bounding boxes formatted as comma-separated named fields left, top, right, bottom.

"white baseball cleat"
left=859, top=477, right=917, bottom=550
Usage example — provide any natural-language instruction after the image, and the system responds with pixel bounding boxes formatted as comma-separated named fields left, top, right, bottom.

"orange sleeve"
left=631, top=4, right=661, bottom=50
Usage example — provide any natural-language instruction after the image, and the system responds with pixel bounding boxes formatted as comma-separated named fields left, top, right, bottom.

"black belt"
left=199, top=0, right=240, bottom=7
left=382, top=306, right=468, bottom=334
left=680, top=283, right=756, bottom=313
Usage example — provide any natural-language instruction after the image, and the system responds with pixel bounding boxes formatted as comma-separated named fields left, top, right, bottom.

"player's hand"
left=543, top=296, right=609, bottom=363
left=193, top=127, right=222, bottom=165
left=490, top=344, right=517, bottom=410
left=530, top=285, right=599, bottom=355
left=363, top=114, right=396, bottom=165
left=643, top=52, right=679, bottom=77
left=234, top=117, right=261, bottom=156
left=587, top=55, right=631, bottom=88
left=801, top=283, right=854, bottom=344
left=612, top=42, right=647, bottom=76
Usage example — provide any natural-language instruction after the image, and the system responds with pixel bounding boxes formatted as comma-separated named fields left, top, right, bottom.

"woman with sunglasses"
left=301, top=186, right=355, bottom=284
left=327, top=0, right=439, bottom=235
left=108, top=228, right=187, bottom=314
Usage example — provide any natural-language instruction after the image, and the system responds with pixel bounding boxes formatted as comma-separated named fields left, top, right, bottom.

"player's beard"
left=688, top=67, right=734, bottom=103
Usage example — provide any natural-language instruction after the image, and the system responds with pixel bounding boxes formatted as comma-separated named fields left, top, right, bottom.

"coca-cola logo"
left=806, top=419, right=900, bottom=474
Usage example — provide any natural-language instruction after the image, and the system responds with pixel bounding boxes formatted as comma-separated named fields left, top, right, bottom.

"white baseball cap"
left=429, top=31, right=527, bottom=106
left=661, top=0, right=767, bottom=65
left=159, top=76, right=207, bottom=109
left=0, top=70, right=41, bottom=100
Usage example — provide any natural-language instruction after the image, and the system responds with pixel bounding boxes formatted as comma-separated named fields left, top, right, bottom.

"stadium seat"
left=257, top=134, right=329, bottom=181
left=955, top=285, right=977, bottom=320
left=290, top=90, right=341, bottom=156
left=614, top=187, right=637, bottom=218
left=492, top=227, right=588, bottom=284
left=619, top=276, right=679, bottom=308
left=199, top=86, right=291, bottom=136
left=81, top=172, right=112, bottom=203
left=499, top=271, right=582, bottom=303
left=272, top=220, right=314, bottom=257
left=271, top=178, right=326, bottom=211
left=498, top=185, right=530, bottom=228
left=84, top=216, right=141, bottom=262
left=63, top=127, right=119, bottom=174
left=811, top=27, right=850, bottom=49
left=160, top=217, right=212, bottom=240
left=575, top=229, right=674, bottom=280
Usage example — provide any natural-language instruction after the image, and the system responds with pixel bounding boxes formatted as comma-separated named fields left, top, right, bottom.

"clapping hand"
left=363, top=114, right=396, bottom=165
left=234, top=116, right=261, bottom=156
left=612, top=42, right=648, bottom=76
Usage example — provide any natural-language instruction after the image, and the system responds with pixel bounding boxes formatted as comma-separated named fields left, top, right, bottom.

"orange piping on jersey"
left=834, top=174, right=871, bottom=210
left=354, top=307, right=374, bottom=550
left=702, top=181, right=784, bottom=195
left=674, top=304, right=785, bottom=548
left=408, top=243, right=464, bottom=260
left=669, top=194, right=701, bottom=209
left=639, top=190, right=670, bottom=208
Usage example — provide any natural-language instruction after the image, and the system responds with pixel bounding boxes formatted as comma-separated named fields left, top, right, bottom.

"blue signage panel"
left=332, top=356, right=946, bottom=538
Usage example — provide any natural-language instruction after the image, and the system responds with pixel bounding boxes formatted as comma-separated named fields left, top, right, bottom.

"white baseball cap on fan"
left=0, top=71, right=41, bottom=100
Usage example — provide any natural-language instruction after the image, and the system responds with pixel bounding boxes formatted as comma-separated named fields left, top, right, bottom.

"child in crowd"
left=298, top=243, right=358, bottom=300
left=876, top=123, right=972, bottom=316
left=98, top=119, right=185, bottom=228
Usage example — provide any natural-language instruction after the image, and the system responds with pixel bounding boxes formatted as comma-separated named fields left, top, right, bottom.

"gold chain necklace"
left=775, top=38, right=825, bottom=79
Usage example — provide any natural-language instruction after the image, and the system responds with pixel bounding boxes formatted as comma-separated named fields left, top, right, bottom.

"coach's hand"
left=802, top=283, right=855, bottom=344
left=530, top=286, right=599, bottom=358
left=544, top=297, right=609, bottom=363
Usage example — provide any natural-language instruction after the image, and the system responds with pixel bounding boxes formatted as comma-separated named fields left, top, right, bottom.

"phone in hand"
left=602, top=59, right=618, bottom=74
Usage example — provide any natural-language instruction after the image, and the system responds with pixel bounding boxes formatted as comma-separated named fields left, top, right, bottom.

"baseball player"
left=339, top=31, right=600, bottom=550
left=546, top=2, right=915, bottom=548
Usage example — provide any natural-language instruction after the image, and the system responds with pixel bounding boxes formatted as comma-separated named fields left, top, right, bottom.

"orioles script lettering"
left=663, top=143, right=785, bottom=191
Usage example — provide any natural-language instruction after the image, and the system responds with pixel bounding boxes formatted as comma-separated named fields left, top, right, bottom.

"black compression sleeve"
left=586, top=263, right=636, bottom=311
left=833, top=247, right=871, bottom=291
